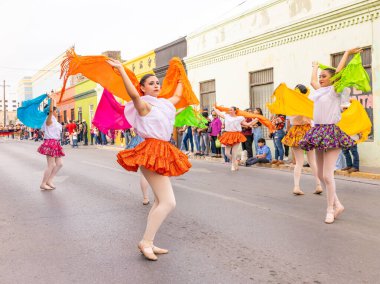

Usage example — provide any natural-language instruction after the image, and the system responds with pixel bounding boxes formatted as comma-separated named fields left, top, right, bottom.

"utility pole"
left=0, top=80, right=10, bottom=126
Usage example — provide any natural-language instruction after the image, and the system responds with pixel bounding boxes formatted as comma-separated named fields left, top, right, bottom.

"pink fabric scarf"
left=92, top=89, right=131, bottom=134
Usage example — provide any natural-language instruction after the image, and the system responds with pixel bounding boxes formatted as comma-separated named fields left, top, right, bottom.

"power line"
left=0, top=65, right=60, bottom=72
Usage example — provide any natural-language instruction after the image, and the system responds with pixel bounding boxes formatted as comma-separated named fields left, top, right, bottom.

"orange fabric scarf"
left=215, top=105, right=275, bottom=133
left=59, top=48, right=199, bottom=108
left=59, top=48, right=140, bottom=103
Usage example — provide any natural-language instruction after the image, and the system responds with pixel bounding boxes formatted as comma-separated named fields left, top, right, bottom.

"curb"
left=96, top=145, right=380, bottom=180
left=188, top=155, right=380, bottom=181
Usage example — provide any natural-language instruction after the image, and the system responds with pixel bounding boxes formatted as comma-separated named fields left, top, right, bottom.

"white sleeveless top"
left=41, top=116, right=62, bottom=140
left=310, top=86, right=341, bottom=124
left=224, top=114, right=245, bottom=132
left=124, top=96, right=175, bottom=141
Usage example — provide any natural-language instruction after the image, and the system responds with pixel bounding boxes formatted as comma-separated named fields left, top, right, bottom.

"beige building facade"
left=185, top=0, right=380, bottom=167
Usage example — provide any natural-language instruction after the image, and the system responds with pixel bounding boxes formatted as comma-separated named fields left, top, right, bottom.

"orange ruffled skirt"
left=117, top=138, right=191, bottom=176
left=282, top=124, right=311, bottom=147
left=219, top=131, right=247, bottom=146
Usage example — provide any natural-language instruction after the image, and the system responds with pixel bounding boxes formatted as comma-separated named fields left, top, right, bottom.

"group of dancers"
left=19, top=46, right=371, bottom=261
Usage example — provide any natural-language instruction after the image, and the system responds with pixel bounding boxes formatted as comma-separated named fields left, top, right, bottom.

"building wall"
left=124, top=50, right=156, bottom=80
left=154, top=37, right=187, bottom=83
left=185, top=0, right=380, bottom=167
left=31, top=51, right=66, bottom=98
left=17, top=76, right=33, bottom=102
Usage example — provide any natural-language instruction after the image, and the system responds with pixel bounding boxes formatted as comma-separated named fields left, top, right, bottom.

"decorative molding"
left=74, top=90, right=97, bottom=101
left=186, top=4, right=380, bottom=70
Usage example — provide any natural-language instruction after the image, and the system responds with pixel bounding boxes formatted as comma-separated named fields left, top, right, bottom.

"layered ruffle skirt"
left=37, top=139, right=65, bottom=157
left=299, top=124, right=356, bottom=151
left=219, top=132, right=247, bottom=146
left=117, top=138, right=191, bottom=176
left=282, top=124, right=311, bottom=147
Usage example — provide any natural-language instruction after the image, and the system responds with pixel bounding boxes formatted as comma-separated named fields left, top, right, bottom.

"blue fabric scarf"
left=17, top=94, right=50, bottom=129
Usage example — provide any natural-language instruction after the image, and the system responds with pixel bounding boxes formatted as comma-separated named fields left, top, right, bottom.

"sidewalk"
left=97, top=144, right=380, bottom=180
left=190, top=154, right=380, bottom=181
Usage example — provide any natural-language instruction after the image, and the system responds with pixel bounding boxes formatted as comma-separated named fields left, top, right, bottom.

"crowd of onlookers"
left=1, top=108, right=359, bottom=171
left=175, top=107, right=360, bottom=170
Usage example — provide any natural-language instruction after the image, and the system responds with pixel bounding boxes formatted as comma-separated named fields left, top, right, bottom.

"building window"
left=89, top=104, right=94, bottom=124
left=63, top=110, right=67, bottom=123
left=199, top=80, right=216, bottom=113
left=78, top=107, right=82, bottom=122
left=331, top=47, right=373, bottom=140
left=249, top=68, right=274, bottom=139
left=70, top=108, right=75, bottom=121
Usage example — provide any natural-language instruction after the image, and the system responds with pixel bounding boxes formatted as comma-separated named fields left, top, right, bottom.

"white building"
left=17, top=76, right=33, bottom=102
left=185, top=0, right=380, bottom=167
left=31, top=51, right=66, bottom=97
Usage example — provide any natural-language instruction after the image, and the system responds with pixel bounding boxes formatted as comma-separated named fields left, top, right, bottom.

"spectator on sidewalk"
left=270, top=114, right=286, bottom=165
left=241, top=109, right=253, bottom=159
left=198, top=110, right=210, bottom=156
left=245, top=138, right=272, bottom=166
left=82, top=120, right=88, bottom=145
left=342, top=145, right=359, bottom=173
left=252, top=107, right=263, bottom=155
left=181, top=126, right=194, bottom=154
left=209, top=110, right=222, bottom=158
left=72, top=128, right=79, bottom=148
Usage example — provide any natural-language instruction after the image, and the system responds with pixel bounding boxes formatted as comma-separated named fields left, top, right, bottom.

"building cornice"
left=185, top=1, right=380, bottom=70
left=155, top=37, right=186, bottom=53
left=74, top=90, right=96, bottom=101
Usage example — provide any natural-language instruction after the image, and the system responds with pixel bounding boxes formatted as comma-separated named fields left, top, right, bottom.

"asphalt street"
left=1, top=139, right=380, bottom=283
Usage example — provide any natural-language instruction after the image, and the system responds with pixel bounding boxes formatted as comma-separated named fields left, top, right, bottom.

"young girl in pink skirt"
left=37, top=94, right=65, bottom=190
left=299, top=48, right=362, bottom=224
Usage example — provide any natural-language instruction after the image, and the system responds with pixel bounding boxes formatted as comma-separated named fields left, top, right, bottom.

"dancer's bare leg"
left=306, top=149, right=322, bottom=193
left=140, top=174, right=150, bottom=204
left=225, top=146, right=232, bottom=160
left=139, top=167, right=176, bottom=259
left=47, top=157, right=63, bottom=188
left=316, top=148, right=341, bottom=223
left=41, top=156, right=55, bottom=190
left=229, top=144, right=239, bottom=171
left=292, top=147, right=305, bottom=195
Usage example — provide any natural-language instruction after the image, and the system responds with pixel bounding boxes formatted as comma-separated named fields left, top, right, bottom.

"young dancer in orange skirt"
left=107, top=59, right=191, bottom=261
left=281, top=84, right=323, bottom=196
left=214, top=107, right=255, bottom=171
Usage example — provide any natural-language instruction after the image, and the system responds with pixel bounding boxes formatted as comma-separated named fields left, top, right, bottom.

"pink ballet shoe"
left=293, top=186, right=304, bottom=195
left=40, top=184, right=53, bottom=191
left=152, top=245, right=169, bottom=254
left=138, top=241, right=157, bottom=261
left=325, top=211, right=335, bottom=224
left=314, top=185, right=323, bottom=194
left=334, top=205, right=345, bottom=219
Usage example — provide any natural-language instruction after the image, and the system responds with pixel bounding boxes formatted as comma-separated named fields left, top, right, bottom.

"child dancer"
left=107, top=59, right=192, bottom=261
left=214, top=107, right=255, bottom=171
left=37, top=95, right=65, bottom=190
left=299, top=48, right=362, bottom=224
left=281, top=84, right=322, bottom=195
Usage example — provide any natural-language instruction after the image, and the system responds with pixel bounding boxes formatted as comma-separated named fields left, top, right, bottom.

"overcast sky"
left=0, top=0, right=268, bottom=93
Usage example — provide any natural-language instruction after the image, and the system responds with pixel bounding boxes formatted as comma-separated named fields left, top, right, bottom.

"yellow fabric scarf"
left=267, top=83, right=372, bottom=143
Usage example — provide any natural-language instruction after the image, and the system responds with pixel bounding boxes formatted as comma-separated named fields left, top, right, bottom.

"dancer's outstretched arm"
left=336, top=47, right=362, bottom=73
left=46, top=92, right=55, bottom=126
left=107, top=59, right=149, bottom=116
left=168, top=81, right=183, bottom=106
left=310, top=61, right=320, bottom=90
left=213, top=108, right=225, bottom=119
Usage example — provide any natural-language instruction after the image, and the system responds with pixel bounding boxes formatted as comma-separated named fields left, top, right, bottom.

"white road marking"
left=173, top=183, right=271, bottom=211
left=81, top=161, right=138, bottom=176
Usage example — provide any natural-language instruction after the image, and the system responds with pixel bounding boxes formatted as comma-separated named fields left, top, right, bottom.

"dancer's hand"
left=347, top=47, right=363, bottom=55
left=312, top=61, right=319, bottom=68
left=107, top=58, right=123, bottom=70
